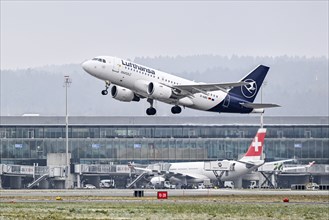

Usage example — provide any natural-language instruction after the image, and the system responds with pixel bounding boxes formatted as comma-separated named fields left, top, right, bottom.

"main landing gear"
left=171, top=105, right=182, bottom=114
left=145, top=100, right=182, bottom=116
left=101, top=81, right=110, bottom=95
left=146, top=98, right=156, bottom=115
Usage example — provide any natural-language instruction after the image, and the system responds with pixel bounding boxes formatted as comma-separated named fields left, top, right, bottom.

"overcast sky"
left=1, top=1, right=328, bottom=70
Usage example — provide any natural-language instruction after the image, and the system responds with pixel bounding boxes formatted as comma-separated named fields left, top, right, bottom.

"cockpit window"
left=92, top=58, right=106, bottom=63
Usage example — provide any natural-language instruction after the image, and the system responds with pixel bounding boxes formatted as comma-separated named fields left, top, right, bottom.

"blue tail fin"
left=228, top=65, right=269, bottom=103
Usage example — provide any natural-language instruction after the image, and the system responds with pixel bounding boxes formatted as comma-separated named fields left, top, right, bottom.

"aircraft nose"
left=81, top=60, right=91, bottom=73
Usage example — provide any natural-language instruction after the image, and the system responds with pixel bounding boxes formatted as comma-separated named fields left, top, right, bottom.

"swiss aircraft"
left=82, top=56, right=279, bottom=115
left=128, top=128, right=267, bottom=187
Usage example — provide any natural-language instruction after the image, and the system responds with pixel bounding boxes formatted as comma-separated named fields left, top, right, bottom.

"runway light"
left=56, top=196, right=63, bottom=201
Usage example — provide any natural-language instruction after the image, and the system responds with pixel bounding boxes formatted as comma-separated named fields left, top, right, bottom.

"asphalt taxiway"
left=0, top=188, right=328, bottom=198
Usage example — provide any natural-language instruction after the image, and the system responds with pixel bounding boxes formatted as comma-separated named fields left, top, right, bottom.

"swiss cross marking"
left=252, top=136, right=262, bottom=152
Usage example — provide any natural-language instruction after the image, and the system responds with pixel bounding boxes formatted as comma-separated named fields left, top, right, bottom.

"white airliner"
left=129, top=128, right=267, bottom=186
left=82, top=56, right=279, bottom=115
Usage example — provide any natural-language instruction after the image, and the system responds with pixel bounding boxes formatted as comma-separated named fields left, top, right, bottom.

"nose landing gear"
left=101, top=81, right=111, bottom=95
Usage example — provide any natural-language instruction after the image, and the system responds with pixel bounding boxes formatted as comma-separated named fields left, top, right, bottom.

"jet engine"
left=147, top=82, right=172, bottom=99
left=111, top=85, right=140, bottom=102
left=150, top=176, right=165, bottom=185
left=134, top=80, right=149, bottom=94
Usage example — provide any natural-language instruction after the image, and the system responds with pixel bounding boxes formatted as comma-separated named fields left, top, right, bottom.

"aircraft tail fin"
left=240, top=128, right=267, bottom=163
left=229, top=65, right=269, bottom=103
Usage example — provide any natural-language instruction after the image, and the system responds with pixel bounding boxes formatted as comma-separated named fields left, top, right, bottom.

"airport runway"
left=0, top=188, right=328, bottom=198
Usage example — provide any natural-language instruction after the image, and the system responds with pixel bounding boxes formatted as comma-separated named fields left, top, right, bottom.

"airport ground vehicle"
left=84, top=184, right=96, bottom=189
left=249, top=181, right=259, bottom=189
left=153, top=180, right=176, bottom=189
left=100, top=179, right=115, bottom=188
left=224, top=181, right=234, bottom=189
left=306, top=183, right=319, bottom=190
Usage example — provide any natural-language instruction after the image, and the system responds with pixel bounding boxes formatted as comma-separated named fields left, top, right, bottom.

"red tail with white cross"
left=240, top=128, right=266, bottom=162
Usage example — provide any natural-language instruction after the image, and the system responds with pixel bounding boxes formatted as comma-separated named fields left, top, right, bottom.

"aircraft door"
left=112, top=58, right=124, bottom=83
left=112, top=58, right=120, bottom=73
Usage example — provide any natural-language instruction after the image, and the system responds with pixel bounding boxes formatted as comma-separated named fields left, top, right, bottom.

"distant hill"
left=0, top=55, right=328, bottom=116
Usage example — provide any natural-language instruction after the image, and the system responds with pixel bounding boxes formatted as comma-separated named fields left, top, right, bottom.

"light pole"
left=64, top=76, right=71, bottom=187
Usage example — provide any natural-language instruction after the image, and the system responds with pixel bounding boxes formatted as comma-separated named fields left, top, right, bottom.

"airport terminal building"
left=0, top=116, right=328, bottom=189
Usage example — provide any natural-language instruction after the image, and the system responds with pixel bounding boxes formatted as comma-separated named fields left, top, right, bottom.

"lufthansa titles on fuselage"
left=121, top=60, right=155, bottom=75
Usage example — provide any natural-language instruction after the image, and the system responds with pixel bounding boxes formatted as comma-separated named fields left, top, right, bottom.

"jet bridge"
left=0, top=164, right=66, bottom=189
left=204, top=161, right=235, bottom=183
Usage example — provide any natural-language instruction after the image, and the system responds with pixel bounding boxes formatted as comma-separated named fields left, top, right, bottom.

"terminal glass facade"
left=1, top=120, right=328, bottom=165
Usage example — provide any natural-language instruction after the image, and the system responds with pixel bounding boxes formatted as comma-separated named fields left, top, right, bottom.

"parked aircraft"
left=82, top=56, right=279, bottom=115
left=128, top=128, right=267, bottom=186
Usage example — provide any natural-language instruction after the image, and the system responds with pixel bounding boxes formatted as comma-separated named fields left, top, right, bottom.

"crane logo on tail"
left=241, top=79, right=257, bottom=98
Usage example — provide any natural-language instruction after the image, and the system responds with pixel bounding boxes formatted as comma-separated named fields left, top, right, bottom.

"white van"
left=224, top=181, right=234, bottom=189
left=100, top=179, right=115, bottom=188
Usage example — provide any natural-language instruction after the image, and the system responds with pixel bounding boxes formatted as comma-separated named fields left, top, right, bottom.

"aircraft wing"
left=264, top=158, right=297, bottom=166
left=174, top=82, right=248, bottom=95
left=135, top=166, right=209, bottom=181
left=159, top=170, right=210, bottom=181
left=130, top=163, right=209, bottom=181
left=282, top=161, right=315, bottom=171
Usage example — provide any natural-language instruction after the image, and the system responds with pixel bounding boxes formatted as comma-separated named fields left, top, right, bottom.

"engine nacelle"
left=150, top=176, right=165, bottom=185
left=147, top=82, right=172, bottom=99
left=111, top=85, right=140, bottom=102
left=134, top=80, right=149, bottom=94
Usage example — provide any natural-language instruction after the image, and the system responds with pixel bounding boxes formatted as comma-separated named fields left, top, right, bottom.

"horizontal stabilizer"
left=240, top=103, right=281, bottom=109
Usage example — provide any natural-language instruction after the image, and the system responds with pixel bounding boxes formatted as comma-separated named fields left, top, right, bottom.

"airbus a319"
left=82, top=56, right=279, bottom=115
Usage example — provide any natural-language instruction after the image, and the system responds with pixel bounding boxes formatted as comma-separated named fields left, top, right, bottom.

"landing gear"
left=146, top=107, right=156, bottom=115
left=171, top=105, right=182, bottom=114
left=146, top=98, right=156, bottom=115
left=101, top=81, right=110, bottom=95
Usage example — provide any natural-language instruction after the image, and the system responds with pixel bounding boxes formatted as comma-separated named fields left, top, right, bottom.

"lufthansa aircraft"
left=82, top=56, right=279, bottom=115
